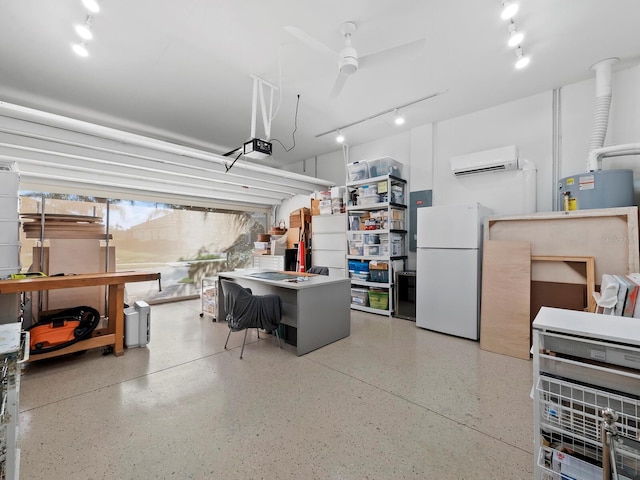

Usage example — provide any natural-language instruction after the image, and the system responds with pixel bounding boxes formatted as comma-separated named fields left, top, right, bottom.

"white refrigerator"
left=416, top=203, right=493, bottom=340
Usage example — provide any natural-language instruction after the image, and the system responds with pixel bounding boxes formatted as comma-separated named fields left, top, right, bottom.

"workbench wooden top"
left=0, top=271, right=161, bottom=293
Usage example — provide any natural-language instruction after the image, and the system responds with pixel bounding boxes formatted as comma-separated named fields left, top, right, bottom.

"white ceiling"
left=1, top=0, right=639, bottom=168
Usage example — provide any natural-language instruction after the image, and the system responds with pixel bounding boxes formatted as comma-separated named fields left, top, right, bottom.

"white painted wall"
left=434, top=91, right=552, bottom=214
left=409, top=123, right=433, bottom=192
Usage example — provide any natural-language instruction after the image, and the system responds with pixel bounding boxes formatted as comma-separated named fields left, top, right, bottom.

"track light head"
left=501, top=0, right=518, bottom=20
left=75, top=15, right=94, bottom=41
left=72, top=41, right=89, bottom=57
left=507, top=21, right=523, bottom=47
left=515, top=47, right=530, bottom=69
left=82, top=0, right=100, bottom=14
left=393, top=109, right=405, bottom=125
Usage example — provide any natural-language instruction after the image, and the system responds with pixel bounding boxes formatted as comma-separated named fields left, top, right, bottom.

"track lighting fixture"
left=72, top=42, right=89, bottom=57
left=500, top=2, right=530, bottom=69
left=393, top=109, right=405, bottom=125
left=515, top=47, right=530, bottom=69
left=316, top=90, right=446, bottom=140
left=82, top=0, right=100, bottom=14
left=507, top=21, right=523, bottom=47
left=75, top=15, right=94, bottom=41
left=72, top=2, right=100, bottom=58
left=501, top=0, right=518, bottom=20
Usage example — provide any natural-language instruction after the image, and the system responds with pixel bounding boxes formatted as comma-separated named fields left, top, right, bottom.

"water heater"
left=557, top=169, right=634, bottom=211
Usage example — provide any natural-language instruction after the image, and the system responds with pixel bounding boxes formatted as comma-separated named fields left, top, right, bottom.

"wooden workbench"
left=0, top=272, right=161, bottom=361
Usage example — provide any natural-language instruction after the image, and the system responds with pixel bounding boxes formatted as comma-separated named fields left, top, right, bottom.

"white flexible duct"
left=588, top=143, right=640, bottom=171
left=587, top=58, right=618, bottom=170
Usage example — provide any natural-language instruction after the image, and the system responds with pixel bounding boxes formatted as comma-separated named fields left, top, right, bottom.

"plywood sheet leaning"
left=480, top=240, right=531, bottom=360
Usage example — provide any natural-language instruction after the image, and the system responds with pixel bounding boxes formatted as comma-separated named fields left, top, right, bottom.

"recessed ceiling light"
left=72, top=42, right=89, bottom=57
left=82, top=0, right=100, bottom=14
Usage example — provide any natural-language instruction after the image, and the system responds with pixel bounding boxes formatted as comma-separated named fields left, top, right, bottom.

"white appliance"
left=450, top=145, right=518, bottom=176
left=124, top=300, right=151, bottom=348
left=416, top=203, right=493, bottom=339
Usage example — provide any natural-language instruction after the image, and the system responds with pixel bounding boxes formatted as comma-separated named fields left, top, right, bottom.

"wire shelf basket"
left=537, top=374, right=640, bottom=478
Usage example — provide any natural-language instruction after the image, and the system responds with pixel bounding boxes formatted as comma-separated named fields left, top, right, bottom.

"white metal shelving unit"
left=346, top=174, right=407, bottom=316
left=532, top=307, right=640, bottom=480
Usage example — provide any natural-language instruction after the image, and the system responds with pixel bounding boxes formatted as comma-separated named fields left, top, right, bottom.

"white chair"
left=593, top=274, right=619, bottom=315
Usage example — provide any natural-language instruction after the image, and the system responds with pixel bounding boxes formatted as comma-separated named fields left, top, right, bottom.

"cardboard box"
left=290, top=207, right=311, bottom=228
left=287, top=227, right=300, bottom=249
left=311, top=199, right=320, bottom=216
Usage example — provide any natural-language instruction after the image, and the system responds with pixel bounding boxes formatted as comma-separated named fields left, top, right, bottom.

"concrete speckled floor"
left=18, top=300, right=534, bottom=479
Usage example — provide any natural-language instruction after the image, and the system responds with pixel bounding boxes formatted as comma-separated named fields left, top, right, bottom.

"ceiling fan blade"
left=329, top=72, right=349, bottom=98
left=284, top=26, right=341, bottom=62
left=358, top=38, right=426, bottom=70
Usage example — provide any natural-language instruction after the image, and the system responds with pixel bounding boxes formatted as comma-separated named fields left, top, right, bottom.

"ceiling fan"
left=285, top=21, right=425, bottom=98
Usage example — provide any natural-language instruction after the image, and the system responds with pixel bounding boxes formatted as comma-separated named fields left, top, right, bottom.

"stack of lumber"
left=21, top=213, right=111, bottom=239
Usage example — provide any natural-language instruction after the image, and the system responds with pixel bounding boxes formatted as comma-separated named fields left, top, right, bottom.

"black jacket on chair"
left=221, top=279, right=282, bottom=332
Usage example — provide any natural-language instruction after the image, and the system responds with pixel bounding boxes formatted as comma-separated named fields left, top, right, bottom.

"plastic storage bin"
left=358, top=184, right=378, bottom=196
left=347, top=161, right=369, bottom=181
left=367, top=157, right=402, bottom=178
left=348, top=259, right=369, bottom=272
left=349, top=259, right=369, bottom=280
left=363, top=245, right=380, bottom=256
left=351, top=288, right=369, bottom=306
left=348, top=240, right=364, bottom=256
left=369, top=269, right=389, bottom=283
left=363, top=234, right=380, bottom=245
left=368, top=289, right=389, bottom=309
left=391, top=185, right=404, bottom=204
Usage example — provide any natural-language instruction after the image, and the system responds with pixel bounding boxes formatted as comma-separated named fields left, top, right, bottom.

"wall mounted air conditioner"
left=451, top=145, right=519, bottom=176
